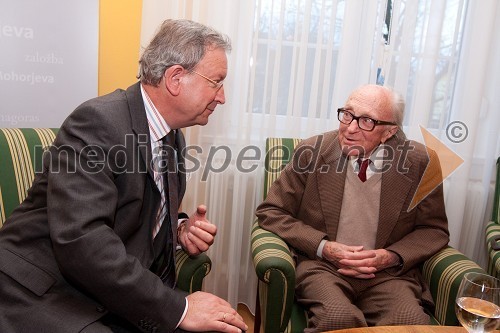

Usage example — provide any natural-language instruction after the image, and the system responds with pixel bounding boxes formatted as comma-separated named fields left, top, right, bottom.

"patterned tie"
left=357, top=158, right=370, bottom=182
left=152, top=130, right=178, bottom=237
left=153, top=130, right=178, bottom=287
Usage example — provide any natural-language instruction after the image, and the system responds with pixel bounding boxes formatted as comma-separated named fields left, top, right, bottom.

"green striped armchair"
left=251, top=137, right=485, bottom=333
left=486, top=157, right=500, bottom=278
left=0, top=128, right=211, bottom=294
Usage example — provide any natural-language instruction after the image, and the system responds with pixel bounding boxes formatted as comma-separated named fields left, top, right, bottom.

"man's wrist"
left=317, top=239, right=327, bottom=258
left=177, top=218, right=188, bottom=249
left=390, top=251, right=403, bottom=268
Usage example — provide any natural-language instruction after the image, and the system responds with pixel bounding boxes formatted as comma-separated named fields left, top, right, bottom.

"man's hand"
left=180, top=291, right=248, bottom=332
left=322, top=241, right=400, bottom=279
left=178, top=205, right=217, bottom=256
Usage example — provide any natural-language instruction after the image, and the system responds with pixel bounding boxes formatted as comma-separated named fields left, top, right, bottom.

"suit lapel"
left=126, top=82, right=156, bottom=184
left=124, top=83, right=160, bottom=256
left=316, top=132, right=349, bottom=240
left=375, top=139, right=413, bottom=248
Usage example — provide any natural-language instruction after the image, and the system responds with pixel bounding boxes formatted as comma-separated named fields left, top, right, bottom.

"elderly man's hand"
left=322, top=241, right=400, bottom=279
left=178, top=205, right=217, bottom=256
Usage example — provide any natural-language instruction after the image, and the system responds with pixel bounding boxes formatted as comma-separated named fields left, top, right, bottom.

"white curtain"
left=447, top=0, right=500, bottom=267
left=141, top=0, right=500, bottom=313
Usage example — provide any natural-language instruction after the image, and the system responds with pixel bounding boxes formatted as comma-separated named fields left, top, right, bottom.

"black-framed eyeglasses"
left=337, top=108, right=397, bottom=131
left=191, top=70, right=224, bottom=90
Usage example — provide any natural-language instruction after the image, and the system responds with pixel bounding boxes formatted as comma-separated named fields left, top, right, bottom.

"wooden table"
left=326, top=326, right=468, bottom=333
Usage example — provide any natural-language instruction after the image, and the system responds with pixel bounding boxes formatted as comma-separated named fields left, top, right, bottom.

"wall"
left=0, top=0, right=143, bottom=128
left=0, top=0, right=99, bottom=128
left=99, top=0, right=143, bottom=96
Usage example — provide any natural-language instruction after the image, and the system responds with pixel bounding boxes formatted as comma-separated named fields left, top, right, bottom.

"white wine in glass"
left=455, top=272, right=500, bottom=332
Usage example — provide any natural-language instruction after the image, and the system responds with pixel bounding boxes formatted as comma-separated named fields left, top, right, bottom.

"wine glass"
left=455, top=272, right=500, bottom=332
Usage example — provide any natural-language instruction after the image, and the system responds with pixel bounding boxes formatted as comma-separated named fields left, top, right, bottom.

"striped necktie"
left=152, top=130, right=178, bottom=287
left=153, top=131, right=178, bottom=237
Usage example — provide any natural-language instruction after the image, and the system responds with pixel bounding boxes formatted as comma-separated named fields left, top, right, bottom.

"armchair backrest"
left=264, top=138, right=301, bottom=199
left=0, top=128, right=58, bottom=226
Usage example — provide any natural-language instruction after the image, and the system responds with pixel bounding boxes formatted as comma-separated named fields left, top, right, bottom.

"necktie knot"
left=357, top=158, right=370, bottom=182
left=162, top=130, right=176, bottom=146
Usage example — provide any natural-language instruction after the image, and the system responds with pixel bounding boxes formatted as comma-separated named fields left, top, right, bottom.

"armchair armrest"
left=421, top=246, right=485, bottom=326
left=175, top=250, right=211, bottom=293
left=251, top=221, right=296, bottom=333
left=486, top=221, right=500, bottom=277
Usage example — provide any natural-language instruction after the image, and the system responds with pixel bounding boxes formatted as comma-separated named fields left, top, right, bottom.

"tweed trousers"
left=295, top=258, right=429, bottom=332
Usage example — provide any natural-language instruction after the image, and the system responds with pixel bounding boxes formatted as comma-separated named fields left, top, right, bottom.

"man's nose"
left=215, top=86, right=225, bottom=104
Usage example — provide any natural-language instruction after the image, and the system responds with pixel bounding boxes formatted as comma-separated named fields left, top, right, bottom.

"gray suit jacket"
left=257, top=130, right=449, bottom=306
left=0, top=82, right=187, bottom=332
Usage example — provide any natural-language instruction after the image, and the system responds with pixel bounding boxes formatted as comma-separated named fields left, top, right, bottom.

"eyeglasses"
left=191, top=71, right=224, bottom=90
left=337, top=108, right=397, bottom=131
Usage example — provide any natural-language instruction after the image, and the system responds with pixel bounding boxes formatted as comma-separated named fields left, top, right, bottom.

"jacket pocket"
left=0, top=248, right=56, bottom=296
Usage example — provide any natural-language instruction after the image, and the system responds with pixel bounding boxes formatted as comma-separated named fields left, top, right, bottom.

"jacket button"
left=96, top=305, right=106, bottom=313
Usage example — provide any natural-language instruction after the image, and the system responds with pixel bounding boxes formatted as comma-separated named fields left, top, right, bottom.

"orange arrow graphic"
left=408, top=126, right=464, bottom=211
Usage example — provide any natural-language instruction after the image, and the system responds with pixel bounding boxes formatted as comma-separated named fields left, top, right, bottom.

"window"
left=384, top=0, right=468, bottom=128
left=249, top=0, right=345, bottom=118
left=248, top=0, right=468, bottom=131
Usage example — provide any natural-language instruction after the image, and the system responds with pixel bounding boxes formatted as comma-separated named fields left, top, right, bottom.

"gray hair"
left=379, top=85, right=406, bottom=141
left=387, top=86, right=405, bottom=127
left=138, top=19, right=231, bottom=86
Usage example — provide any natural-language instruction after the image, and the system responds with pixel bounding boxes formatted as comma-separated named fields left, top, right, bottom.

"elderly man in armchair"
left=256, top=84, right=449, bottom=332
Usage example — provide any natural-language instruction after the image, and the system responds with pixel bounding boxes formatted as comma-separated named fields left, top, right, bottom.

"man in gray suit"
left=0, top=19, right=247, bottom=333
left=257, top=84, right=449, bottom=332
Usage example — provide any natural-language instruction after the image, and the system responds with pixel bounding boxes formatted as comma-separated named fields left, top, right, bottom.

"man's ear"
left=163, top=65, right=185, bottom=96
left=381, top=126, right=399, bottom=143
left=389, top=126, right=399, bottom=137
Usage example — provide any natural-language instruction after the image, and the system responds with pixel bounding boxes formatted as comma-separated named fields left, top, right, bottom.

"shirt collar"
left=140, top=84, right=172, bottom=143
left=349, top=145, right=385, bottom=172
